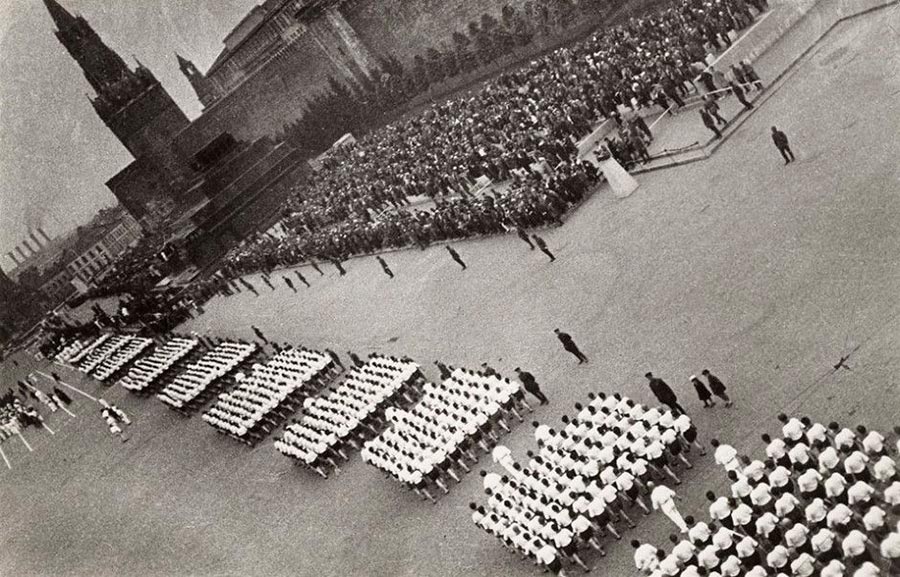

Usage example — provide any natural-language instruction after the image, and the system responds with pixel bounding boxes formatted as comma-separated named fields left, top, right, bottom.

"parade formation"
left=2, top=0, right=900, bottom=574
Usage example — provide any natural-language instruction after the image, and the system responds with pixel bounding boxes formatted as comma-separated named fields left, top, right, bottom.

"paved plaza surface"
left=2, top=9, right=900, bottom=577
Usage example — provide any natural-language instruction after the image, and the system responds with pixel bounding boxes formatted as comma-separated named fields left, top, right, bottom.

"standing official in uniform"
left=515, top=368, right=549, bottom=405
left=703, top=369, right=734, bottom=407
left=446, top=245, right=467, bottom=270
left=554, top=329, right=588, bottom=364
left=294, top=270, right=310, bottom=288
left=771, top=126, right=795, bottom=164
left=376, top=256, right=394, bottom=278
left=645, top=372, right=686, bottom=415
left=532, top=235, right=556, bottom=262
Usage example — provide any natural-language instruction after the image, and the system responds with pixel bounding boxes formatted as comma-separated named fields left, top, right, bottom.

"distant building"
left=0, top=264, right=44, bottom=343
left=16, top=208, right=144, bottom=303
left=45, top=1, right=311, bottom=273
left=62, top=210, right=144, bottom=288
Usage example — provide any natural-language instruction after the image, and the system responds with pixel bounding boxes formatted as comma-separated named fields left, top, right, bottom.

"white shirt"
left=881, top=532, right=900, bottom=559
left=650, top=485, right=676, bottom=510
left=714, top=444, right=739, bottom=470
left=634, top=543, right=659, bottom=571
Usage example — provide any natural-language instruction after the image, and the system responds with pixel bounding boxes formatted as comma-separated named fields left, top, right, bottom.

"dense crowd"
left=362, top=367, right=530, bottom=502
left=472, top=391, right=703, bottom=575
left=634, top=415, right=900, bottom=577
left=156, top=341, right=258, bottom=412
left=202, top=347, right=336, bottom=444
left=274, top=355, right=423, bottom=478
left=117, top=336, right=199, bottom=393
left=221, top=0, right=766, bottom=275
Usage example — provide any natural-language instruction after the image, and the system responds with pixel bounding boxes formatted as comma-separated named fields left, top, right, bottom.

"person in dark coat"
left=730, top=82, right=753, bottom=110
left=645, top=372, right=686, bottom=415
left=446, top=245, right=467, bottom=270
left=348, top=351, right=364, bottom=367
left=294, top=270, right=310, bottom=288
left=702, top=369, right=733, bottom=406
left=52, top=387, right=73, bottom=405
left=331, top=258, right=347, bottom=276
left=532, top=235, right=556, bottom=262
left=770, top=126, right=795, bottom=164
left=515, top=368, right=548, bottom=405
left=554, top=329, right=588, bottom=364
left=309, top=259, right=324, bottom=276
left=435, top=361, right=452, bottom=381
left=516, top=227, right=535, bottom=249
left=282, top=276, right=297, bottom=293
left=376, top=256, right=394, bottom=278
left=740, top=60, right=763, bottom=90
left=700, top=109, right=722, bottom=139
left=704, top=96, right=727, bottom=126
left=251, top=325, right=268, bottom=344
left=690, top=375, right=715, bottom=408
left=326, top=349, right=344, bottom=370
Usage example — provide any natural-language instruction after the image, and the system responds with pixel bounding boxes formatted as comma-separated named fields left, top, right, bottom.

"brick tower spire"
left=44, top=0, right=193, bottom=219
left=44, top=0, right=140, bottom=106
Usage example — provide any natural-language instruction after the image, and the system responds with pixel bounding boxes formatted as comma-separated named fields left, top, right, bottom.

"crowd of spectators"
left=221, top=0, right=765, bottom=276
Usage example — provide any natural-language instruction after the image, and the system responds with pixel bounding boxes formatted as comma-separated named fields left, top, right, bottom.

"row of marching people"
left=634, top=414, right=900, bottom=577
left=274, top=354, right=423, bottom=478
left=118, top=337, right=198, bottom=393
left=361, top=367, right=532, bottom=502
left=77, top=334, right=131, bottom=374
left=65, top=334, right=111, bottom=366
left=202, top=346, right=337, bottom=444
left=54, top=337, right=92, bottom=364
left=472, top=391, right=705, bottom=576
left=92, top=337, right=153, bottom=382
left=156, top=341, right=257, bottom=412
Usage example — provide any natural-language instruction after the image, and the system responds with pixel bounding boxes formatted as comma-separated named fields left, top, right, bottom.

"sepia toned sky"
left=0, top=0, right=256, bottom=270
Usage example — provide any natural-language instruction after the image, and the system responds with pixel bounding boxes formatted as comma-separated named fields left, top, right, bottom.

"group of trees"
left=284, top=0, right=615, bottom=157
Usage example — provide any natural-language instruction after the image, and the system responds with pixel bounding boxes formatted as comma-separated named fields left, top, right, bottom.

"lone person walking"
left=645, top=372, right=686, bottom=415
left=771, top=126, right=795, bottom=164
left=331, top=257, right=347, bottom=276
left=532, top=235, right=556, bottom=262
left=730, top=81, right=754, bottom=110
left=554, top=329, right=588, bottom=364
left=251, top=325, right=268, bottom=344
left=326, top=349, right=344, bottom=370
left=690, top=375, right=715, bottom=408
left=294, top=270, right=310, bottom=288
left=700, top=109, right=722, bottom=139
left=516, top=227, right=535, bottom=249
left=446, top=245, right=467, bottom=270
left=282, top=276, right=297, bottom=293
left=376, top=256, right=394, bottom=278
left=648, top=482, right=689, bottom=533
left=702, top=369, right=733, bottom=407
left=704, top=96, right=727, bottom=126
left=515, top=367, right=548, bottom=405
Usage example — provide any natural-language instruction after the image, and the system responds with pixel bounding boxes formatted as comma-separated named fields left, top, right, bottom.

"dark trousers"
left=525, top=384, right=548, bottom=405
left=706, top=124, right=722, bottom=139
left=565, top=345, right=588, bottom=363
left=539, top=247, right=555, bottom=261
left=663, top=399, right=687, bottom=415
left=778, top=145, right=795, bottom=162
